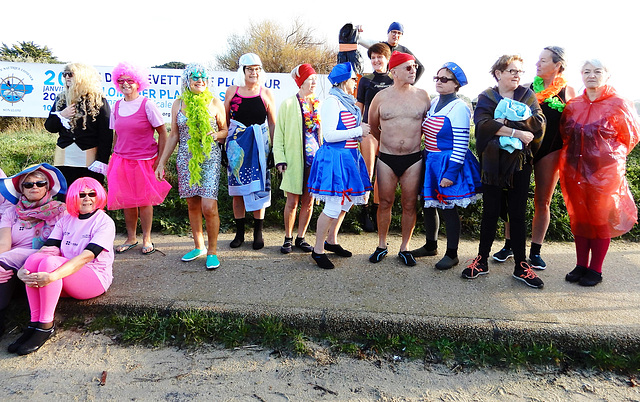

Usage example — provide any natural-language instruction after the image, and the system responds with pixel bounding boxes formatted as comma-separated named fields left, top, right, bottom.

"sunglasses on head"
left=79, top=191, right=97, bottom=198
left=433, top=76, right=456, bottom=83
left=22, top=181, right=47, bottom=189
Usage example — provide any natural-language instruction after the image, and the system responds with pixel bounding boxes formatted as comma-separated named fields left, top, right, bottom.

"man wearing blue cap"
left=358, top=22, right=424, bottom=82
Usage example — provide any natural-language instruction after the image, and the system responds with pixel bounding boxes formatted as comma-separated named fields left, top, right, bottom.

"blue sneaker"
left=182, top=249, right=206, bottom=262
left=206, top=255, right=220, bottom=270
left=529, top=254, right=546, bottom=270
left=369, top=247, right=388, bottom=263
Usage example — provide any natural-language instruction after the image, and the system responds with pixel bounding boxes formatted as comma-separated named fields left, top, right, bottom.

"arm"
left=153, top=124, right=168, bottom=170
left=223, top=86, right=236, bottom=128
left=155, top=99, right=181, bottom=181
left=96, top=100, right=114, bottom=164
left=272, top=99, right=290, bottom=172
left=22, top=249, right=96, bottom=288
left=264, top=88, right=277, bottom=142
left=368, top=93, right=382, bottom=141
left=0, top=227, right=11, bottom=254
left=210, top=97, right=228, bottom=143
left=320, top=97, right=363, bottom=142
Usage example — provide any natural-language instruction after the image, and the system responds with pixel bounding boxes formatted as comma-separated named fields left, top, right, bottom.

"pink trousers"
left=24, top=253, right=105, bottom=323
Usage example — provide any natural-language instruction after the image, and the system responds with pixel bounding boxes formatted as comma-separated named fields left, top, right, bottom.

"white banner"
left=0, top=62, right=332, bottom=123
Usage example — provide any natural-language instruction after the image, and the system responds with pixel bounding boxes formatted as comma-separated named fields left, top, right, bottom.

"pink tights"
left=574, top=235, right=610, bottom=273
left=24, top=253, right=105, bottom=323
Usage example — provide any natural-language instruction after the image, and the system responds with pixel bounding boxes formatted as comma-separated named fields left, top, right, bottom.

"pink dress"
left=107, top=97, right=171, bottom=209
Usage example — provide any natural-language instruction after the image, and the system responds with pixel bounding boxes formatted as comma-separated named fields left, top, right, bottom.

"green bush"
left=1, top=126, right=638, bottom=241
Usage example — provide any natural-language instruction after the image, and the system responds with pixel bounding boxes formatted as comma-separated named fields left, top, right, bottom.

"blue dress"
left=422, top=97, right=481, bottom=209
left=307, top=95, right=371, bottom=205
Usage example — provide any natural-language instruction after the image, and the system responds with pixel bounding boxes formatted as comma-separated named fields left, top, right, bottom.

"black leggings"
left=424, top=207, right=461, bottom=250
left=0, top=273, right=21, bottom=312
left=479, top=165, right=532, bottom=264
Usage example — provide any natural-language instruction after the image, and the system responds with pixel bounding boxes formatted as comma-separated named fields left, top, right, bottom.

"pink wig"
left=112, top=62, right=150, bottom=93
left=65, top=177, right=107, bottom=217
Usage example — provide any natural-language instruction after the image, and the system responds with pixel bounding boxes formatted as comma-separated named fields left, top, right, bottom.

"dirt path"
left=1, top=330, right=638, bottom=401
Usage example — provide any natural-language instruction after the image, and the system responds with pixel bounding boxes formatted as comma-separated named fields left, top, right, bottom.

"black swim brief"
left=378, top=151, right=422, bottom=178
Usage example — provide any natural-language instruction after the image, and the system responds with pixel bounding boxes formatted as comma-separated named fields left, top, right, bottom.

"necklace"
left=533, top=76, right=567, bottom=112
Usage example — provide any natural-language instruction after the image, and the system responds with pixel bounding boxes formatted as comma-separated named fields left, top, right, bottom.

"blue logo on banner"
left=1, top=75, right=34, bottom=103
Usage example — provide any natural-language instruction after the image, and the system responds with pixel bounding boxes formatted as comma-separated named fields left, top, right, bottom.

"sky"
left=4, top=0, right=639, bottom=100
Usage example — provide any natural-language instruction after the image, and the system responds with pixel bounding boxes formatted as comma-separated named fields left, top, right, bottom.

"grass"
left=30, top=307, right=635, bottom=373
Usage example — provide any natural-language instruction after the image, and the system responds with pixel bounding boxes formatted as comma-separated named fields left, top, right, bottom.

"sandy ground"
left=1, top=330, right=639, bottom=401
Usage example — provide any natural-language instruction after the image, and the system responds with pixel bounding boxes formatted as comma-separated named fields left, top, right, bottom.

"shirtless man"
left=367, top=51, right=430, bottom=266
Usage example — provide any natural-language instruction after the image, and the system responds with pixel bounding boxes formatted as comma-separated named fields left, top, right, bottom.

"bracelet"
left=510, top=128, right=515, bottom=138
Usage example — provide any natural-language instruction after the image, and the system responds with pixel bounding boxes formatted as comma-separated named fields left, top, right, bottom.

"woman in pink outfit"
left=9, top=177, right=115, bottom=355
left=107, top=62, right=171, bottom=255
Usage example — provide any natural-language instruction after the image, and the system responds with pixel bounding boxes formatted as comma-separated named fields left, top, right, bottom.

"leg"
left=201, top=198, right=220, bottom=256
left=230, top=196, right=246, bottom=248
left=139, top=205, right=154, bottom=252
left=412, top=208, right=439, bottom=257
left=478, top=184, right=502, bottom=262
left=283, top=193, right=300, bottom=239
left=531, top=151, right=560, bottom=246
left=375, top=161, right=399, bottom=249
left=186, top=197, right=205, bottom=250
left=434, top=207, right=461, bottom=270
left=252, top=208, right=266, bottom=250
left=397, top=161, right=422, bottom=252
left=121, top=207, right=139, bottom=246
left=506, top=165, right=532, bottom=265
left=587, top=237, right=610, bottom=274
left=296, top=190, right=314, bottom=239
left=311, top=211, right=336, bottom=269
left=324, top=201, right=352, bottom=257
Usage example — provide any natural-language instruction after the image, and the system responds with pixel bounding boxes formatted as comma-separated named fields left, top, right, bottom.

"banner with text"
left=0, top=62, right=331, bottom=123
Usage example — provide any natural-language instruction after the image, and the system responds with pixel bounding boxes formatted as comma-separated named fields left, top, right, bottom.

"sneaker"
left=578, top=269, right=602, bottom=287
left=565, top=265, right=588, bottom=283
left=280, top=237, right=293, bottom=254
left=294, top=237, right=313, bottom=253
left=529, top=254, right=546, bottom=270
left=435, top=255, right=459, bottom=270
left=312, top=251, right=334, bottom=269
left=369, top=247, right=388, bottom=263
left=492, top=247, right=513, bottom=262
left=181, top=248, right=206, bottom=262
left=513, top=262, right=544, bottom=289
left=206, top=255, right=220, bottom=270
left=324, top=242, right=352, bottom=257
left=410, top=244, right=438, bottom=257
left=398, top=251, right=417, bottom=266
left=461, top=256, right=489, bottom=279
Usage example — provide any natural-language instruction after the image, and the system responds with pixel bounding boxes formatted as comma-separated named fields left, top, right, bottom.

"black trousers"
left=478, top=164, right=532, bottom=264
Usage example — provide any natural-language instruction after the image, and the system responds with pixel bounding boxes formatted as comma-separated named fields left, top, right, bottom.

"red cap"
left=294, top=64, right=317, bottom=87
left=388, top=51, right=415, bottom=70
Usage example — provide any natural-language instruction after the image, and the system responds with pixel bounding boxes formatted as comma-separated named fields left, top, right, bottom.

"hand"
left=207, top=131, right=218, bottom=141
left=0, top=267, right=14, bottom=284
left=276, top=163, right=287, bottom=173
left=360, top=122, right=371, bottom=138
left=155, top=164, right=165, bottom=181
left=60, top=104, right=76, bottom=119
left=440, top=178, right=454, bottom=188
left=17, top=268, right=38, bottom=288
left=516, top=130, right=534, bottom=146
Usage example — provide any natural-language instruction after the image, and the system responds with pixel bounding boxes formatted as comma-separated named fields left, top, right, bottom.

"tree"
left=153, top=61, right=186, bottom=69
left=0, top=41, right=62, bottom=63
left=215, top=19, right=336, bottom=74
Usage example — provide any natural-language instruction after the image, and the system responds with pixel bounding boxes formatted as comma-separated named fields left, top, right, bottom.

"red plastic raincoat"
left=559, top=85, right=639, bottom=239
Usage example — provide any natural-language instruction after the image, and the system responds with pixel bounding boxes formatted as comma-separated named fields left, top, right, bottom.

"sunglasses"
left=433, top=76, right=456, bottom=83
left=22, top=181, right=48, bottom=189
left=117, top=78, right=136, bottom=85
left=79, top=192, right=97, bottom=198
left=404, top=64, right=417, bottom=72
left=62, top=72, right=73, bottom=78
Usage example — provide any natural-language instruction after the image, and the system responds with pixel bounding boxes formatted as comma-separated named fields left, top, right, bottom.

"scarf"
left=329, top=87, right=362, bottom=125
left=15, top=193, right=66, bottom=229
left=182, top=88, right=215, bottom=185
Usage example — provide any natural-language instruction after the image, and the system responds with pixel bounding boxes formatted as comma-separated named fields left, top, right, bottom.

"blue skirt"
left=307, top=141, right=372, bottom=205
left=423, top=149, right=482, bottom=209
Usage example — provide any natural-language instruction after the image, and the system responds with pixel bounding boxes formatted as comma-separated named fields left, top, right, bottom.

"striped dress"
left=422, top=97, right=481, bottom=209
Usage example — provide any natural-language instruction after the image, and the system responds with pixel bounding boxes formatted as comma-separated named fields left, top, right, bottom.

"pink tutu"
left=106, top=154, right=171, bottom=209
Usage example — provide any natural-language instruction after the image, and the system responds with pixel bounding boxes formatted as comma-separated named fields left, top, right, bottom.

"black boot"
left=361, top=205, right=375, bottom=232
left=253, top=219, right=264, bottom=250
left=17, top=324, right=55, bottom=356
left=7, top=322, right=37, bottom=353
left=230, top=218, right=246, bottom=248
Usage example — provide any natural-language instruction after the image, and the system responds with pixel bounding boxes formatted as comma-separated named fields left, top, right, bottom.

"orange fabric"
left=339, top=44, right=358, bottom=52
left=559, top=85, right=639, bottom=238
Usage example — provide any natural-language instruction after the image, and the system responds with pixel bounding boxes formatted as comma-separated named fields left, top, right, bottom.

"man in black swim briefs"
left=367, top=51, right=431, bottom=266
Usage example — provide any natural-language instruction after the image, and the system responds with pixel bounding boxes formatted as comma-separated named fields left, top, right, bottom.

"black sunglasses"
left=22, top=181, right=47, bottom=189
left=79, top=192, right=97, bottom=198
left=433, top=76, right=456, bottom=84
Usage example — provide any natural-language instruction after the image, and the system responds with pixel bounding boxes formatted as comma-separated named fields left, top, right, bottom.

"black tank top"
left=230, top=88, right=267, bottom=126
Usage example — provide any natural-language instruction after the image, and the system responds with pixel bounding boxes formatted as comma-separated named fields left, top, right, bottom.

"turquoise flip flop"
left=115, top=242, right=138, bottom=254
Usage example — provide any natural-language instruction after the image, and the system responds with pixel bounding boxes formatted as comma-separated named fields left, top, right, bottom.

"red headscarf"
left=389, top=51, right=415, bottom=70
left=293, top=64, right=316, bottom=88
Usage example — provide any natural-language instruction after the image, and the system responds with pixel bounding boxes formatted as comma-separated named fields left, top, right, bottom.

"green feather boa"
left=181, top=88, right=215, bottom=186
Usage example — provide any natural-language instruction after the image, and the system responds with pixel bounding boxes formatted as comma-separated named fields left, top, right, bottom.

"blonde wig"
left=56, top=63, right=105, bottom=131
